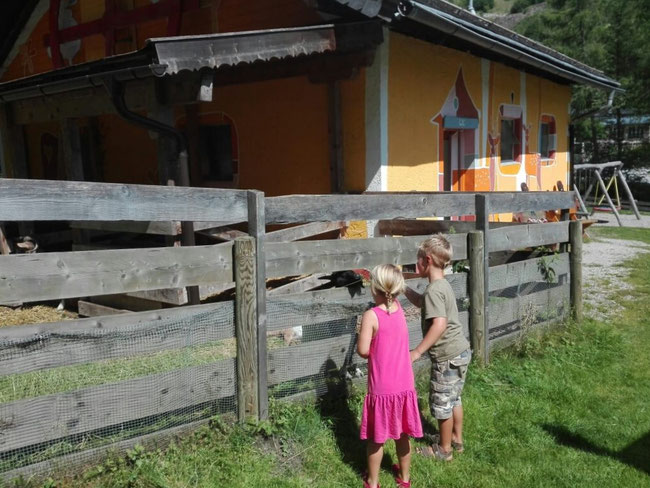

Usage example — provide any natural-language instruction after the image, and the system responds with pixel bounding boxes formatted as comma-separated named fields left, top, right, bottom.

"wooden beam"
left=0, top=301, right=234, bottom=376
left=264, top=233, right=468, bottom=279
left=71, top=220, right=181, bottom=235
left=247, top=190, right=268, bottom=420
left=593, top=170, right=622, bottom=226
left=489, top=253, right=570, bottom=292
left=234, top=237, right=259, bottom=422
left=0, top=243, right=234, bottom=304
left=569, top=220, right=583, bottom=322
left=0, top=359, right=235, bottom=453
left=77, top=300, right=129, bottom=317
left=328, top=81, right=344, bottom=193
left=265, top=221, right=345, bottom=243
left=265, top=192, right=575, bottom=224
left=0, top=179, right=248, bottom=222
left=475, top=194, right=490, bottom=364
left=267, top=273, right=328, bottom=296
left=615, top=168, right=641, bottom=219
left=487, top=222, right=569, bottom=253
left=468, top=231, right=486, bottom=366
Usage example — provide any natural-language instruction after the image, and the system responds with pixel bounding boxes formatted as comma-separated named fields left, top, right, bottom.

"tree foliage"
left=515, top=0, right=650, bottom=167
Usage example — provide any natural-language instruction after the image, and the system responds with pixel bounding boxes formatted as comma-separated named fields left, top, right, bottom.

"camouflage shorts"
left=430, top=349, right=471, bottom=420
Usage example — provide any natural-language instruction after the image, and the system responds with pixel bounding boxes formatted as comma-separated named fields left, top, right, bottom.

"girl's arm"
left=357, top=310, right=378, bottom=359
left=409, top=316, right=447, bottom=362
left=404, top=285, right=423, bottom=308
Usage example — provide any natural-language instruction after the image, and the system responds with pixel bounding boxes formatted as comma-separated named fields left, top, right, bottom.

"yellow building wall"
left=387, top=32, right=483, bottom=193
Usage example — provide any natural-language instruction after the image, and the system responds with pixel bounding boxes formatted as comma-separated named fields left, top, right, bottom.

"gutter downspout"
left=104, top=76, right=200, bottom=304
left=468, top=0, right=476, bottom=15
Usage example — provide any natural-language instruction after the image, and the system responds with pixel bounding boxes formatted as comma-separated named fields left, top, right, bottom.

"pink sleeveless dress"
left=360, top=303, right=423, bottom=443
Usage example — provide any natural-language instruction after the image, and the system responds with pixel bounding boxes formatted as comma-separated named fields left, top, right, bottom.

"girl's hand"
left=409, top=349, right=422, bottom=362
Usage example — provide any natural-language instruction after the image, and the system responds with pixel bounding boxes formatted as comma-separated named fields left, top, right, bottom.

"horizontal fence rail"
left=0, top=243, right=234, bottom=304
left=266, top=191, right=576, bottom=224
left=265, top=234, right=468, bottom=279
left=0, top=179, right=248, bottom=222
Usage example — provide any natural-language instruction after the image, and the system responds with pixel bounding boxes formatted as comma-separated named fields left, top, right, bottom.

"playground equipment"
left=573, top=161, right=641, bottom=227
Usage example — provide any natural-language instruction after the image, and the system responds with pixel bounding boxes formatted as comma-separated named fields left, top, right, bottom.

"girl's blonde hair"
left=417, top=234, right=453, bottom=269
left=370, top=264, right=405, bottom=313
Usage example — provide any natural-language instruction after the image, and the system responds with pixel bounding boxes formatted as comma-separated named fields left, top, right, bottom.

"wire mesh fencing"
left=0, top=303, right=236, bottom=475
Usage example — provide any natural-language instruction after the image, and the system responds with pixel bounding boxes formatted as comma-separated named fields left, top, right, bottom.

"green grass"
left=7, top=228, right=650, bottom=488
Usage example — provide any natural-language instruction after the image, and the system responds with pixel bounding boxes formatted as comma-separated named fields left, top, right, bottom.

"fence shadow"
left=542, top=424, right=650, bottom=476
left=316, top=358, right=366, bottom=474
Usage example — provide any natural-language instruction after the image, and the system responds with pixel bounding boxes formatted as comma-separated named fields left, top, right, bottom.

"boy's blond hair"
left=417, top=234, right=453, bottom=269
left=370, top=264, right=405, bottom=312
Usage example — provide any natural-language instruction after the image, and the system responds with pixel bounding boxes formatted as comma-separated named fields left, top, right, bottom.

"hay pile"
left=0, top=305, right=77, bottom=327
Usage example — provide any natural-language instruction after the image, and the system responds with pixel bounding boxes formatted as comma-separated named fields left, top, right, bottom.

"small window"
left=627, top=125, right=644, bottom=139
left=500, top=119, right=520, bottom=162
left=198, top=125, right=234, bottom=181
left=539, top=115, right=557, bottom=163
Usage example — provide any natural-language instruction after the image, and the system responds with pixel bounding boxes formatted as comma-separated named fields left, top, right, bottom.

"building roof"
left=0, top=21, right=383, bottom=102
left=326, top=0, right=621, bottom=91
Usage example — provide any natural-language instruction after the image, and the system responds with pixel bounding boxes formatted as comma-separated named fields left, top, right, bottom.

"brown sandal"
left=425, top=433, right=464, bottom=452
left=417, top=443, right=453, bottom=461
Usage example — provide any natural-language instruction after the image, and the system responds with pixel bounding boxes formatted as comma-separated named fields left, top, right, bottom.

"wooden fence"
left=0, top=179, right=582, bottom=480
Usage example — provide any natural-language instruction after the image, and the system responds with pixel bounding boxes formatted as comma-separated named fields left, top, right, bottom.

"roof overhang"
left=0, top=20, right=383, bottom=104
left=325, top=0, right=621, bottom=92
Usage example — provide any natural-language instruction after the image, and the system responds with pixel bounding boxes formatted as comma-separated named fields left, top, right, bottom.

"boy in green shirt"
left=405, top=234, right=471, bottom=461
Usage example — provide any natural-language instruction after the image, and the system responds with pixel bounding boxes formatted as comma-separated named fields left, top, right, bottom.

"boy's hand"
left=409, top=349, right=422, bottom=362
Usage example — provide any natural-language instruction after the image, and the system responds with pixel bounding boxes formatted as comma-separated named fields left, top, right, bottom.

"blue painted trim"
left=444, top=116, right=479, bottom=129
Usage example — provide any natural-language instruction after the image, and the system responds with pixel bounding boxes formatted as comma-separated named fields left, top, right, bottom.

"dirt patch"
left=583, top=232, right=650, bottom=321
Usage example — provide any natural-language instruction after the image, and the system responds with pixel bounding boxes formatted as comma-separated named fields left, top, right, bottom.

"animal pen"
left=0, top=179, right=582, bottom=481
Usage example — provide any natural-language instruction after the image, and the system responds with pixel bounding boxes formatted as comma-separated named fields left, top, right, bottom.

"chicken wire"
left=0, top=304, right=236, bottom=474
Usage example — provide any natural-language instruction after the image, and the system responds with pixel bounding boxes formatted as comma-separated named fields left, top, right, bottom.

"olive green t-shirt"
left=421, top=278, right=470, bottom=361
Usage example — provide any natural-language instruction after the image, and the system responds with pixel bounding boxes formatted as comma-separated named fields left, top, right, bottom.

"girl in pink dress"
left=358, top=264, right=423, bottom=488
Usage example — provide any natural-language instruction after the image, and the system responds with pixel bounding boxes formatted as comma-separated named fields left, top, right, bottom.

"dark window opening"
left=198, top=125, right=234, bottom=181
left=500, top=119, right=520, bottom=161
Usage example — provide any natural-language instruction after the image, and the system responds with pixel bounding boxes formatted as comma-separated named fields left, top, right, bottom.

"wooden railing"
left=0, top=179, right=582, bottom=481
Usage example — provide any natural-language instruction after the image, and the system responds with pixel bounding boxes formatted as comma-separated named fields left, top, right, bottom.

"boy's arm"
left=357, top=310, right=378, bottom=359
left=410, top=317, right=448, bottom=362
left=404, top=285, right=423, bottom=308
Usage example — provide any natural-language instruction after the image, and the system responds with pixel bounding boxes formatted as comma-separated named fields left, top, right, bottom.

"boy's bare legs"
left=366, top=441, right=383, bottom=487
left=452, top=404, right=463, bottom=446
left=395, top=434, right=411, bottom=482
left=438, top=416, right=454, bottom=453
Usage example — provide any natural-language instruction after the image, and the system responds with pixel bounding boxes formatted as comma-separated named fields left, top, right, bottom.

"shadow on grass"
left=316, top=358, right=397, bottom=477
left=543, top=424, right=650, bottom=476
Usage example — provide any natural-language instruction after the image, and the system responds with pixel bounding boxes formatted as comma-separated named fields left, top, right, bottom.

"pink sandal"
left=363, top=474, right=380, bottom=488
left=391, top=464, right=411, bottom=488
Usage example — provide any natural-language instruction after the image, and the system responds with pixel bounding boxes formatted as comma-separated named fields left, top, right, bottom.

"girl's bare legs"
left=395, top=434, right=411, bottom=482
left=366, top=441, right=383, bottom=487
left=452, top=404, right=463, bottom=445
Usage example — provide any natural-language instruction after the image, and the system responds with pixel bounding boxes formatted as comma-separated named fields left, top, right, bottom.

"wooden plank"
left=489, top=317, right=561, bottom=353
left=0, top=243, right=234, bottom=304
left=265, top=192, right=575, bottom=224
left=199, top=226, right=249, bottom=241
left=488, top=283, right=570, bottom=331
left=569, top=220, right=583, bottom=322
left=267, top=315, right=469, bottom=386
left=235, top=237, right=258, bottom=422
left=0, top=359, right=235, bottom=453
left=0, top=179, right=248, bottom=222
left=469, top=231, right=486, bottom=366
left=247, top=190, right=268, bottom=420
left=573, top=161, right=622, bottom=170
left=616, top=170, right=641, bottom=219
left=265, top=234, right=468, bottom=279
left=0, top=224, right=10, bottom=255
left=377, top=219, right=519, bottom=236
left=265, top=221, right=345, bottom=243
left=265, top=274, right=468, bottom=333
left=475, top=194, right=490, bottom=364
left=71, top=220, right=181, bottom=236
left=267, top=273, right=328, bottom=296
left=0, top=301, right=235, bottom=377
left=489, top=253, right=570, bottom=292
left=265, top=193, right=476, bottom=223
left=594, top=169, right=623, bottom=226
left=77, top=300, right=128, bottom=317
left=488, top=222, right=569, bottom=253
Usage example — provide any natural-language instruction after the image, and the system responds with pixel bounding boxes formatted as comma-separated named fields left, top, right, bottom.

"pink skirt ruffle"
left=360, top=389, right=423, bottom=443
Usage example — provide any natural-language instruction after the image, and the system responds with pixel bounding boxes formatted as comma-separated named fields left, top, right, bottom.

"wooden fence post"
left=248, top=190, right=268, bottom=420
left=235, top=236, right=259, bottom=422
left=475, top=194, right=490, bottom=364
left=468, top=231, right=486, bottom=366
left=569, top=220, right=583, bottom=323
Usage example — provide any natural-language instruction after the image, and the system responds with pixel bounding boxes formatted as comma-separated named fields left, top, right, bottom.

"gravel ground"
left=582, top=213, right=650, bottom=321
